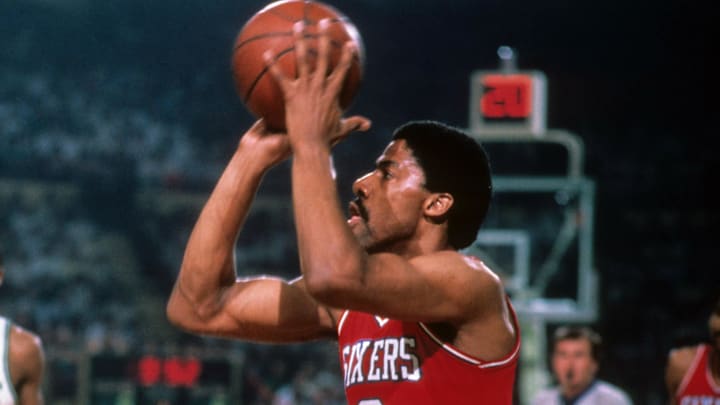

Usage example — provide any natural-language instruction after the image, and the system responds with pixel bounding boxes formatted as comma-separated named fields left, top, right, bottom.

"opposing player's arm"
left=664, top=346, right=694, bottom=405
left=166, top=120, right=337, bottom=343
left=10, top=326, right=45, bottom=405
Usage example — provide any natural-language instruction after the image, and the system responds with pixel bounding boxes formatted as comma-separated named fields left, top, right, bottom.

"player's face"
left=348, top=139, right=430, bottom=253
left=551, top=338, right=598, bottom=396
left=709, top=310, right=720, bottom=351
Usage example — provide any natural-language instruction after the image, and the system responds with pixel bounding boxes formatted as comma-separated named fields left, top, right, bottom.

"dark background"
left=0, top=0, right=715, bottom=403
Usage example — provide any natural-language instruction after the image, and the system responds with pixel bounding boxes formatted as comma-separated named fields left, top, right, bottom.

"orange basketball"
left=231, top=0, right=364, bottom=131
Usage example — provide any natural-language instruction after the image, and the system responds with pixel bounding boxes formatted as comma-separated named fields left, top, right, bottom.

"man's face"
left=709, top=310, right=720, bottom=351
left=348, top=139, right=430, bottom=253
left=552, top=338, right=598, bottom=396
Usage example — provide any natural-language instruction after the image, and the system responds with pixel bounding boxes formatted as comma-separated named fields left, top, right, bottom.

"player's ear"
left=424, top=193, right=453, bottom=220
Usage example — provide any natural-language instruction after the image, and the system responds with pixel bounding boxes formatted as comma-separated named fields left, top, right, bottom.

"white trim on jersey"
left=337, top=309, right=350, bottom=335
left=417, top=321, right=481, bottom=365
left=337, top=299, right=521, bottom=369
left=417, top=322, right=520, bottom=369
left=419, top=297, right=521, bottom=369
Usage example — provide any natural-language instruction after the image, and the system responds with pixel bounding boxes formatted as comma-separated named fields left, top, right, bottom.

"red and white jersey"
left=336, top=299, right=520, bottom=405
left=676, top=344, right=720, bottom=404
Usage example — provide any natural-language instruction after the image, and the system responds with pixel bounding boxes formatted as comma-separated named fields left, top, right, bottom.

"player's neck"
left=406, top=233, right=452, bottom=258
left=404, top=222, right=452, bottom=257
left=379, top=233, right=451, bottom=259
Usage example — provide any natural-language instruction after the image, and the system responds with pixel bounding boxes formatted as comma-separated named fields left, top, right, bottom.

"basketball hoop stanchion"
left=464, top=46, right=599, bottom=404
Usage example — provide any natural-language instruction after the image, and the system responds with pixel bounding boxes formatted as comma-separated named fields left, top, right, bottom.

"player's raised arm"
left=166, top=120, right=336, bottom=343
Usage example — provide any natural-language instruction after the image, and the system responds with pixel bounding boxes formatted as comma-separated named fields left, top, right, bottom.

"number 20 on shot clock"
left=469, top=69, right=547, bottom=137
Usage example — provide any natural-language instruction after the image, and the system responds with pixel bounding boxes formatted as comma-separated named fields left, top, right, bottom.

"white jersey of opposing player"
left=0, top=317, right=17, bottom=405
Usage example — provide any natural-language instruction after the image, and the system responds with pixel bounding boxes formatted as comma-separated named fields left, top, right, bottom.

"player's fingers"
left=339, top=116, right=372, bottom=136
left=249, top=118, right=266, bottom=132
left=314, top=18, right=331, bottom=85
left=327, top=41, right=356, bottom=95
left=328, top=117, right=370, bottom=148
left=263, top=50, right=290, bottom=94
left=250, top=118, right=286, bottom=136
left=293, top=21, right=310, bottom=79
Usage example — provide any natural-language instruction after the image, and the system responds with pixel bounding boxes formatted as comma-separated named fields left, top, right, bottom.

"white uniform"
left=531, top=380, right=633, bottom=405
left=0, top=317, right=17, bottom=405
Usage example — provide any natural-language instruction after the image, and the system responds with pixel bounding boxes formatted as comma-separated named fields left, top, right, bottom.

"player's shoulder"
left=666, top=343, right=703, bottom=384
left=7, top=323, right=44, bottom=382
left=414, top=250, right=502, bottom=283
left=667, top=344, right=701, bottom=366
left=418, top=250, right=498, bottom=273
left=460, top=252, right=503, bottom=284
left=10, top=323, right=44, bottom=359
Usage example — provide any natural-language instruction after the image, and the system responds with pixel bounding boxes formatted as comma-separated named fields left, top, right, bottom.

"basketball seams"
left=234, top=32, right=293, bottom=53
left=265, top=12, right=343, bottom=26
left=232, top=0, right=362, bottom=130
left=302, top=1, right=310, bottom=25
left=241, top=34, right=350, bottom=103
left=243, top=46, right=295, bottom=102
left=264, top=1, right=345, bottom=25
left=268, top=9, right=302, bottom=23
left=234, top=19, right=347, bottom=53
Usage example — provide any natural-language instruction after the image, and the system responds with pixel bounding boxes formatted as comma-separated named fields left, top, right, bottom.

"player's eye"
left=376, top=161, right=394, bottom=180
left=381, top=169, right=392, bottom=179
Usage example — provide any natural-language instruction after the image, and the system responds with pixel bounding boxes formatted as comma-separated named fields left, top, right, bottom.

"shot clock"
left=469, top=46, right=547, bottom=137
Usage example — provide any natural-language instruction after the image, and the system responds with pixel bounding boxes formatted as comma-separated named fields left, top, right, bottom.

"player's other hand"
left=238, top=118, right=291, bottom=168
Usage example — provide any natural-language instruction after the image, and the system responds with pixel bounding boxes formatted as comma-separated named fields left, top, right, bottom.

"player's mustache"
left=352, top=198, right=369, bottom=221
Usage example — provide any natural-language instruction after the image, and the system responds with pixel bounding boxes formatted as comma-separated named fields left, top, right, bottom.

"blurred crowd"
left=0, top=67, right=222, bottom=188
left=0, top=67, right=342, bottom=404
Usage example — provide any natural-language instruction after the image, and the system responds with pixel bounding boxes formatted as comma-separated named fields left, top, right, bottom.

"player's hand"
left=264, top=19, right=370, bottom=151
left=238, top=118, right=291, bottom=168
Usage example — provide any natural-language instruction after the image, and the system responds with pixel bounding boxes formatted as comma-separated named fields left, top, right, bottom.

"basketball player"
left=531, top=326, right=632, bottom=405
left=0, top=252, right=45, bottom=405
left=167, top=20, right=519, bottom=404
left=665, top=296, right=720, bottom=404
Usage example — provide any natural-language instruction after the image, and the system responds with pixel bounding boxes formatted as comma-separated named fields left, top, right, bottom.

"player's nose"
left=352, top=173, right=372, bottom=199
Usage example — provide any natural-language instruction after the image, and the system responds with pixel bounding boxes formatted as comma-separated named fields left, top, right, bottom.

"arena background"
left=0, top=0, right=713, bottom=404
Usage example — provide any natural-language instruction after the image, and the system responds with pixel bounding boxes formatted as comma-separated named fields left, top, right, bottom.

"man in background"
left=532, top=326, right=632, bottom=405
